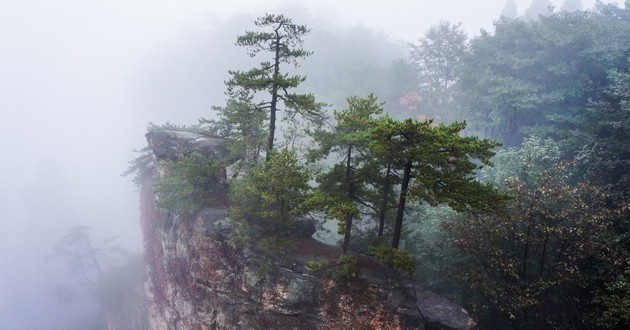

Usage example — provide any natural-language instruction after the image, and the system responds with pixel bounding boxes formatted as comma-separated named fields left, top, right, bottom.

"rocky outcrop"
left=416, top=289, right=476, bottom=330
left=140, top=188, right=425, bottom=329
left=145, top=130, right=229, bottom=161
left=138, top=130, right=475, bottom=329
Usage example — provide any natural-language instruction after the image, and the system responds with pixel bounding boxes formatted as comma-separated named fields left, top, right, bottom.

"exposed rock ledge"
left=137, top=130, right=476, bottom=329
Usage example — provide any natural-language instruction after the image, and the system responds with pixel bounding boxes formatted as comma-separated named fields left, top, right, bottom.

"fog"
left=0, top=0, right=623, bottom=328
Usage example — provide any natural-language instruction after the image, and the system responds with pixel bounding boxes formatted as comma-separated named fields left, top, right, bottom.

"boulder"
left=416, top=288, right=477, bottom=330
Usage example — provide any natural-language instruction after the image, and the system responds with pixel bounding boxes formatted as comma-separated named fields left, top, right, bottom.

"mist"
left=1, top=0, right=625, bottom=328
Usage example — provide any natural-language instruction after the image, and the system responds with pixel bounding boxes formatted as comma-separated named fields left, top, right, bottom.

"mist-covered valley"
left=1, top=1, right=629, bottom=329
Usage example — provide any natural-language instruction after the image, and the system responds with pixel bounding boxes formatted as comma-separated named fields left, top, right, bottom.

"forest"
left=127, top=2, right=630, bottom=329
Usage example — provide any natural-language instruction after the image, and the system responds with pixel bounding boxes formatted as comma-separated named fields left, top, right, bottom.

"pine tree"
left=309, top=94, right=385, bottom=253
left=225, top=14, right=325, bottom=161
left=369, top=117, right=507, bottom=249
left=229, top=148, right=312, bottom=254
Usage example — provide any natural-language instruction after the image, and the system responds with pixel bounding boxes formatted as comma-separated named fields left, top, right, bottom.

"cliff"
left=137, top=130, right=476, bottom=330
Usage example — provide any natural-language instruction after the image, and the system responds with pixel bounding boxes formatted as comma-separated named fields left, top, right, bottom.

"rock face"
left=140, top=187, right=424, bottom=329
left=416, top=289, right=476, bottom=330
left=138, top=130, right=475, bottom=329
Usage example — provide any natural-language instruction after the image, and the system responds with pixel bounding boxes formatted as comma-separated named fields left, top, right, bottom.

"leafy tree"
left=369, top=117, right=507, bottom=249
left=409, top=21, right=467, bottom=122
left=478, top=136, right=562, bottom=189
left=446, top=134, right=630, bottom=328
left=400, top=204, right=467, bottom=293
left=456, top=9, right=630, bottom=146
left=224, top=14, right=325, bottom=160
left=573, top=69, right=630, bottom=203
left=570, top=68, right=630, bottom=271
left=229, top=148, right=312, bottom=254
left=444, top=162, right=624, bottom=329
left=48, top=226, right=105, bottom=286
left=308, top=94, right=385, bottom=253
left=593, top=268, right=630, bottom=328
left=48, top=227, right=146, bottom=327
left=596, top=0, right=630, bottom=22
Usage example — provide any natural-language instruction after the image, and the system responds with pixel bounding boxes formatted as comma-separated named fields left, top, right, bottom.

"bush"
left=305, top=259, right=329, bottom=273
left=228, top=149, right=312, bottom=255
left=154, top=152, right=225, bottom=216
left=332, top=255, right=358, bottom=280
left=369, top=244, right=416, bottom=276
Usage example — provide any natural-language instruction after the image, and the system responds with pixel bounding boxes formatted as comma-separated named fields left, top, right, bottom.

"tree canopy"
left=308, top=94, right=385, bottom=253
left=224, top=14, right=325, bottom=160
left=369, top=117, right=507, bottom=249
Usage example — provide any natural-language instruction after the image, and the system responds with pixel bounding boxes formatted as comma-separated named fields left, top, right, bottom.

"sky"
left=0, top=0, right=625, bottom=328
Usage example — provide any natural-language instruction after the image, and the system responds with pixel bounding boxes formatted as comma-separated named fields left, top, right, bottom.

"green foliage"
left=154, top=152, right=225, bottom=216
left=155, top=153, right=225, bottom=216
left=435, top=8, right=630, bottom=326
left=445, top=162, right=626, bottom=328
left=594, top=268, right=630, bottom=328
left=224, top=14, right=326, bottom=158
left=229, top=148, right=312, bottom=254
left=305, top=259, right=329, bottom=273
left=368, top=116, right=508, bottom=248
left=456, top=10, right=630, bottom=146
left=123, top=8, right=630, bottom=328
left=401, top=204, right=468, bottom=294
left=479, top=136, right=562, bottom=188
left=308, top=94, right=385, bottom=252
left=122, top=146, right=154, bottom=187
left=146, top=121, right=204, bottom=133
left=574, top=69, right=630, bottom=197
left=409, top=21, right=467, bottom=123
left=332, top=255, right=358, bottom=280
left=368, top=244, right=416, bottom=276
left=308, top=94, right=384, bottom=161
left=200, top=97, right=268, bottom=174
left=124, top=123, right=211, bottom=187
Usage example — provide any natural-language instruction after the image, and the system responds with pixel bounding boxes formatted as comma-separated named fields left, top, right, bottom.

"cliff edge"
left=137, top=130, right=475, bottom=329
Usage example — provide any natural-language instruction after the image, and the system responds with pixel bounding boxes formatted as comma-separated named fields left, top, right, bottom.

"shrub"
left=332, top=255, right=358, bottom=280
left=369, top=244, right=416, bottom=276
left=154, top=152, right=225, bottom=216
left=305, top=259, right=329, bottom=273
left=228, top=149, right=312, bottom=255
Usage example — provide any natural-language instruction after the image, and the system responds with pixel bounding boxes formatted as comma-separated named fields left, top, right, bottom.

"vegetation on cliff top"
left=127, top=5, right=630, bottom=328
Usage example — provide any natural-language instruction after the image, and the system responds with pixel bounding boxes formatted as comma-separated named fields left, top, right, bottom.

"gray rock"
left=416, top=288, right=477, bottom=330
left=290, top=217, right=316, bottom=238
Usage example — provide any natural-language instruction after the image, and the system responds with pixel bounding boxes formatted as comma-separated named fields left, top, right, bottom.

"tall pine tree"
left=225, top=14, right=325, bottom=161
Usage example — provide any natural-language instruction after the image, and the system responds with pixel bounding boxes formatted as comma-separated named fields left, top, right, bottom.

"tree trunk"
left=378, top=162, right=392, bottom=237
left=266, top=33, right=282, bottom=161
left=392, top=160, right=412, bottom=249
left=342, top=145, right=354, bottom=253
